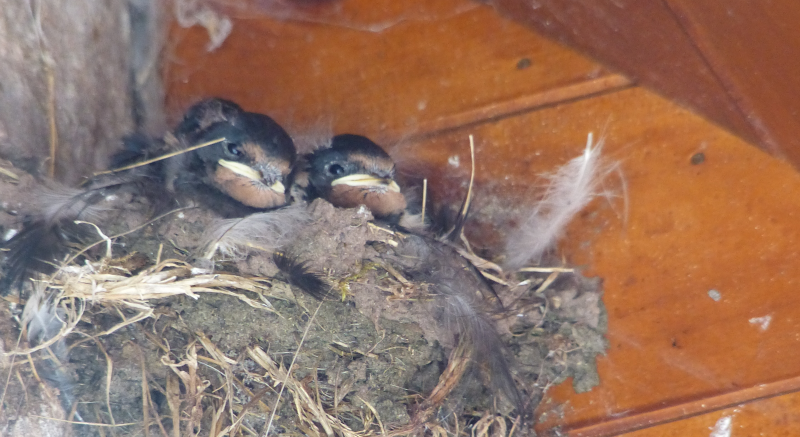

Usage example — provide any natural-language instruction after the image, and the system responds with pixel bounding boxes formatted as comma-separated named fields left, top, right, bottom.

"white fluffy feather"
left=22, top=284, right=64, bottom=346
left=201, top=204, right=311, bottom=259
left=398, top=211, right=428, bottom=234
left=505, top=133, right=620, bottom=269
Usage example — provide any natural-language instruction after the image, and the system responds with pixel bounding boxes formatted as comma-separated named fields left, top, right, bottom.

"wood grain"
left=523, top=87, right=800, bottom=434
left=665, top=2, right=800, bottom=170
left=491, top=0, right=800, bottom=167
left=377, top=86, right=800, bottom=433
left=487, top=0, right=760, bottom=148
left=568, top=375, right=800, bottom=436
left=621, top=389, right=800, bottom=436
left=165, top=1, right=617, bottom=145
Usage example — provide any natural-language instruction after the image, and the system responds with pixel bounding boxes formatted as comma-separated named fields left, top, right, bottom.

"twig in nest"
left=0, top=326, right=26, bottom=416
left=444, top=134, right=476, bottom=242
left=534, top=271, right=560, bottom=294
left=88, top=336, right=116, bottom=428
left=248, top=344, right=358, bottom=437
left=137, top=343, right=170, bottom=437
left=535, top=296, right=550, bottom=330
left=421, top=178, right=428, bottom=224
left=26, top=416, right=139, bottom=427
left=367, top=222, right=405, bottom=239
left=74, top=221, right=112, bottom=259
left=46, top=63, right=57, bottom=179
left=518, top=267, right=574, bottom=273
left=455, top=247, right=508, bottom=286
left=357, top=396, right=386, bottom=436
left=472, top=413, right=508, bottom=437
left=464, top=135, right=475, bottom=223
left=0, top=166, right=19, bottom=180
left=64, top=206, right=192, bottom=266
left=52, top=260, right=279, bottom=315
left=388, top=338, right=472, bottom=436
left=166, top=372, right=181, bottom=437
left=195, top=331, right=237, bottom=366
left=6, top=299, right=85, bottom=357
left=223, top=385, right=270, bottom=436
left=93, top=137, right=226, bottom=176
left=209, top=398, right=227, bottom=437
left=381, top=263, right=410, bottom=286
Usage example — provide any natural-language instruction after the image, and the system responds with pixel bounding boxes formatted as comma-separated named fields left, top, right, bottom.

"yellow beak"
left=331, top=174, right=400, bottom=192
left=218, top=159, right=285, bottom=193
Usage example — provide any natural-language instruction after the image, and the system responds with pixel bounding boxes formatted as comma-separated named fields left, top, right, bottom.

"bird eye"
left=328, top=164, right=344, bottom=176
left=226, top=142, right=242, bottom=157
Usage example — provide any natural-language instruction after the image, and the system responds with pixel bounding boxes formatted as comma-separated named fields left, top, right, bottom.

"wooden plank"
left=528, top=88, right=800, bottom=434
left=488, top=0, right=761, bottom=149
left=165, top=0, right=624, bottom=145
left=397, top=87, right=800, bottom=435
left=621, top=390, right=800, bottom=436
left=0, top=2, right=134, bottom=184
left=566, top=376, right=800, bottom=436
left=665, top=1, right=800, bottom=174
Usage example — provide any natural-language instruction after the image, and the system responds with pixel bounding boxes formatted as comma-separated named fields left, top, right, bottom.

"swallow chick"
left=175, top=114, right=295, bottom=211
left=307, top=134, right=406, bottom=221
left=1, top=98, right=298, bottom=294
left=161, top=98, right=297, bottom=214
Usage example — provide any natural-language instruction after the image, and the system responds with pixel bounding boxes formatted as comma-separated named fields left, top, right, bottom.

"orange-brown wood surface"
left=165, top=0, right=628, bottom=145
left=487, top=0, right=761, bottom=149
left=492, top=0, right=800, bottom=167
left=527, top=88, right=800, bottom=436
left=665, top=2, right=800, bottom=173
left=622, top=390, right=800, bottom=436
left=164, top=2, right=800, bottom=435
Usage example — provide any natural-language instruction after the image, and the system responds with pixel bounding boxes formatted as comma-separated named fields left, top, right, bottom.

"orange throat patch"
left=329, top=184, right=406, bottom=218
left=212, top=166, right=286, bottom=209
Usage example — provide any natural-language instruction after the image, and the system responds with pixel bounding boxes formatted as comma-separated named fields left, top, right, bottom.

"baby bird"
left=163, top=98, right=296, bottom=213
left=307, top=134, right=406, bottom=221
left=0, top=97, right=297, bottom=294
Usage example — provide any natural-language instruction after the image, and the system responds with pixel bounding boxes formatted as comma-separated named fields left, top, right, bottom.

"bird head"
left=308, top=134, right=406, bottom=219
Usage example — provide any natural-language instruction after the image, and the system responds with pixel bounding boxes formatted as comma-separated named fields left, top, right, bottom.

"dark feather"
left=442, top=187, right=471, bottom=243
left=1, top=173, right=156, bottom=296
left=110, top=133, right=165, bottom=169
left=1, top=219, right=84, bottom=294
left=273, top=252, right=333, bottom=300
left=380, top=235, right=524, bottom=411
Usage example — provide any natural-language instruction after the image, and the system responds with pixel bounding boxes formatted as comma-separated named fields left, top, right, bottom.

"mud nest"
left=0, top=159, right=606, bottom=437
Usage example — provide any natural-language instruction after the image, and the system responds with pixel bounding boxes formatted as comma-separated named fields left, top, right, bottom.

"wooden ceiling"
left=492, top=0, right=800, bottom=165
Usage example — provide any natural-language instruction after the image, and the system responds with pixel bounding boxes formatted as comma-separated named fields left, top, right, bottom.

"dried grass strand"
left=94, top=137, right=226, bottom=176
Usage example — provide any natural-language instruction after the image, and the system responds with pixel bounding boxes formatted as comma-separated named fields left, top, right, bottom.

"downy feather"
left=505, top=133, right=620, bottom=269
left=21, top=284, right=81, bottom=420
left=201, top=203, right=311, bottom=259
left=34, top=184, right=111, bottom=223
left=1, top=172, right=151, bottom=294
